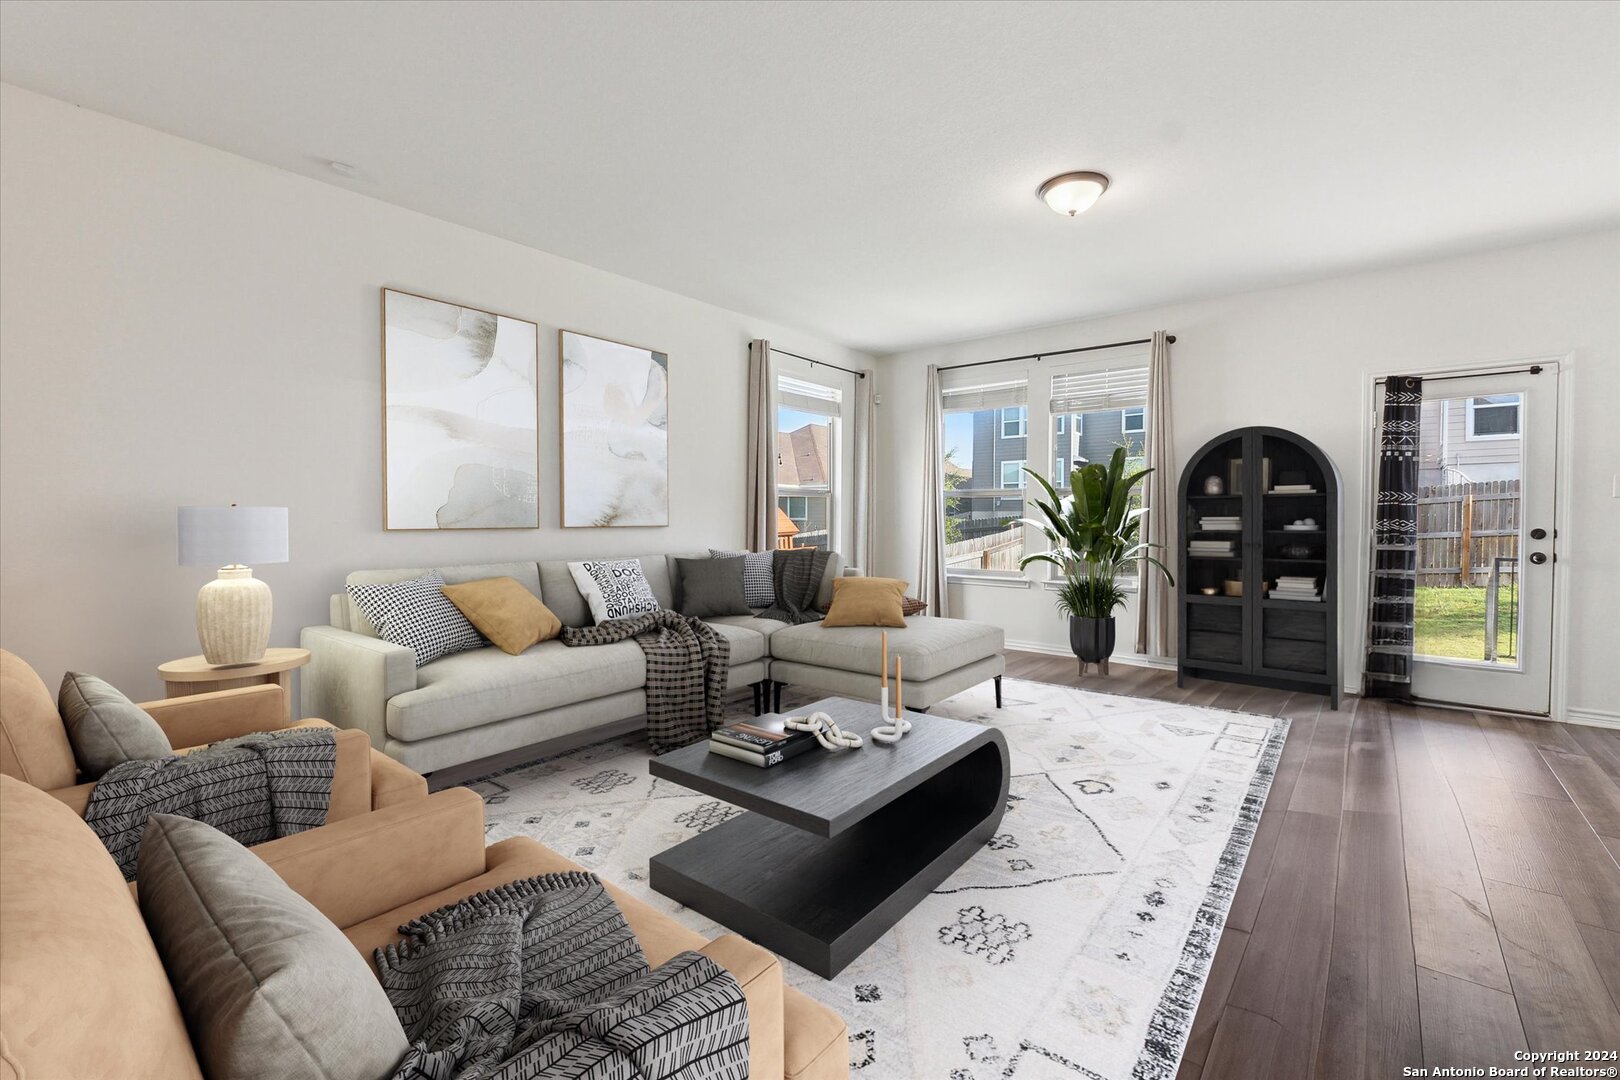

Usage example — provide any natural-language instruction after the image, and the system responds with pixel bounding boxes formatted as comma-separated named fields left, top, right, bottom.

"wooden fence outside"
left=1416, top=479, right=1519, bottom=587
left=945, top=527, right=1024, bottom=572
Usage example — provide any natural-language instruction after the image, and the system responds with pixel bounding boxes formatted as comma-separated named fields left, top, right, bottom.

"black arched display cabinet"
left=1176, top=427, right=1341, bottom=708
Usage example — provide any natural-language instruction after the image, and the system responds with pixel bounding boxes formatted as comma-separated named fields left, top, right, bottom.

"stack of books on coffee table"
left=709, top=716, right=821, bottom=768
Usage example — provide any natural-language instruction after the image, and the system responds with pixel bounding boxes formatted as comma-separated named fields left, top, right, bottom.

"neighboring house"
left=1418, top=395, right=1521, bottom=486
left=958, top=405, right=1147, bottom=542
left=777, top=423, right=832, bottom=547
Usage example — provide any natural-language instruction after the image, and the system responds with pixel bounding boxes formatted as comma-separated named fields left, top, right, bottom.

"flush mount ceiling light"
left=1039, top=171, right=1110, bottom=217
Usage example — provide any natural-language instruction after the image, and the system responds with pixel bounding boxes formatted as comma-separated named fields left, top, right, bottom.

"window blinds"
left=778, top=375, right=843, bottom=417
left=1048, top=363, right=1149, bottom=414
left=941, top=379, right=1028, bottom=412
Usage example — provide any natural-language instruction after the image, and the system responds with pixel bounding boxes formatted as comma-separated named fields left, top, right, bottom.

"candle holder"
left=872, top=652, right=911, bottom=744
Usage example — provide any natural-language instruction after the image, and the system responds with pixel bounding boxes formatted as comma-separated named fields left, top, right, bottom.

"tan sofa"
left=0, top=649, right=427, bottom=821
left=0, top=775, right=849, bottom=1080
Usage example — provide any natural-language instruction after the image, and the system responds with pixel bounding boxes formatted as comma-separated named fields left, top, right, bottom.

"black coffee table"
left=647, top=696, right=1009, bottom=978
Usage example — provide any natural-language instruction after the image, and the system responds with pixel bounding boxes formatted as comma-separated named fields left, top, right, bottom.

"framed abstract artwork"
left=381, top=288, right=540, bottom=529
left=559, top=329, right=669, bottom=527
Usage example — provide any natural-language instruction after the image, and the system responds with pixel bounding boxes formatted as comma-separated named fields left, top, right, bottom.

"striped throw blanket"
left=376, top=872, right=748, bottom=1080
left=561, top=610, right=730, bottom=754
left=84, top=727, right=336, bottom=879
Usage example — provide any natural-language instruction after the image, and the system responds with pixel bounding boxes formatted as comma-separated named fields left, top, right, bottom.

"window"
left=1048, top=363, right=1149, bottom=500
left=1466, top=395, right=1520, bottom=440
left=941, top=377, right=1029, bottom=575
left=939, top=353, right=1153, bottom=579
left=775, top=374, right=841, bottom=551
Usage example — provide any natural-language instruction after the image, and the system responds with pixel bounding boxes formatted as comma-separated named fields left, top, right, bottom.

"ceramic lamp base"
left=196, top=566, right=272, bottom=666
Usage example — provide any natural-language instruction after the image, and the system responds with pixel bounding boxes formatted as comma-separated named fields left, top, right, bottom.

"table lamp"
left=178, top=505, right=288, bottom=665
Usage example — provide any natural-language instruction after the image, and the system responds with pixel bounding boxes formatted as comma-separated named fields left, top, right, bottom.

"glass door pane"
left=1412, top=393, right=1524, bottom=667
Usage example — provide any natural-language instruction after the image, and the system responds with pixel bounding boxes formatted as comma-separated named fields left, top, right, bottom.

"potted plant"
left=1019, top=447, right=1174, bottom=672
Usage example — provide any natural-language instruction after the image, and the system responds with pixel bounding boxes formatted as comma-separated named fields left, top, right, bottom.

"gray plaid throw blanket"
left=561, top=610, right=729, bottom=754
left=758, top=547, right=829, bottom=625
left=84, top=727, right=336, bottom=880
left=377, top=872, right=748, bottom=1080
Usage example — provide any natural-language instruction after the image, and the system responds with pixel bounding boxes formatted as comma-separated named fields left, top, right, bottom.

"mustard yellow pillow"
left=821, top=577, right=909, bottom=628
left=440, top=577, right=561, bottom=655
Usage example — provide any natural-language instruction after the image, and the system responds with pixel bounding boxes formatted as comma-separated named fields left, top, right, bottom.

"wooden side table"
left=157, top=647, right=311, bottom=723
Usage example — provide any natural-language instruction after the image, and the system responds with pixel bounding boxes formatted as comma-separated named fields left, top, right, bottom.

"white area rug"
left=468, top=678, right=1288, bottom=1079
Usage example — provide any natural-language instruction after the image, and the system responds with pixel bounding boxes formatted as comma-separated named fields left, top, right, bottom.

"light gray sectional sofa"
left=301, top=552, right=1004, bottom=774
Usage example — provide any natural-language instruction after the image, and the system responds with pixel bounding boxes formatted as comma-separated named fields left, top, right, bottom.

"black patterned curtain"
left=1364, top=376, right=1423, bottom=698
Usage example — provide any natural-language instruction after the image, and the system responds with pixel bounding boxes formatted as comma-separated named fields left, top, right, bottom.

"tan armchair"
left=0, top=776, right=849, bottom=1080
left=0, top=649, right=426, bottom=822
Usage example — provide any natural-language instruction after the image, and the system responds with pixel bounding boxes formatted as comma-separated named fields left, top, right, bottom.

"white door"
left=1404, top=366, right=1558, bottom=714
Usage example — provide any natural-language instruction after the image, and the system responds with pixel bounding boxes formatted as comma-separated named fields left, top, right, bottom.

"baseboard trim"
left=1564, top=707, right=1620, bottom=730
left=1004, top=639, right=1177, bottom=672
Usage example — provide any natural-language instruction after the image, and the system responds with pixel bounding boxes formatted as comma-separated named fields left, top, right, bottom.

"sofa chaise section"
left=768, top=618, right=1006, bottom=711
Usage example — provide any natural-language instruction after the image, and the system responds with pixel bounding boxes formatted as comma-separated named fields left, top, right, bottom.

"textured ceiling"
left=3, top=0, right=1616, bottom=353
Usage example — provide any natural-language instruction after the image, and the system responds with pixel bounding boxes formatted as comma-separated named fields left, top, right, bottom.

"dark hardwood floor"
left=1001, top=650, right=1620, bottom=1076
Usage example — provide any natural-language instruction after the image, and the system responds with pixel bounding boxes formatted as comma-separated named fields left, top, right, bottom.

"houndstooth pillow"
left=710, top=549, right=775, bottom=608
left=568, top=560, right=661, bottom=624
left=347, top=570, right=486, bottom=667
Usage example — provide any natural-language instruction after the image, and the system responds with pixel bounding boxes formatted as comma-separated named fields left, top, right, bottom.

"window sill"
left=947, top=574, right=1032, bottom=590
left=1040, top=577, right=1140, bottom=594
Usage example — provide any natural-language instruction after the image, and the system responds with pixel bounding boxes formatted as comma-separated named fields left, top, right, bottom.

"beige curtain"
left=1136, top=331, right=1174, bottom=656
left=918, top=364, right=949, bottom=617
left=851, top=370, right=877, bottom=574
left=745, top=340, right=778, bottom=552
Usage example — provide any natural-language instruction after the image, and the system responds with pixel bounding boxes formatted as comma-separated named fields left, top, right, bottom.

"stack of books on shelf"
left=1270, top=483, right=1317, bottom=494
left=1271, top=576, right=1322, bottom=601
left=708, top=716, right=820, bottom=768
left=1189, top=539, right=1236, bottom=557
left=1198, top=515, right=1242, bottom=532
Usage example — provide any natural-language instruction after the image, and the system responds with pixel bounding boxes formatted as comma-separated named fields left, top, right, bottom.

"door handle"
left=1529, top=552, right=1548, bottom=565
left=1530, top=527, right=1547, bottom=540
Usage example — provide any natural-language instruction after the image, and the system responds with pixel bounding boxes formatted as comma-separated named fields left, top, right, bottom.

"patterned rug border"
left=1130, top=712, right=1291, bottom=1080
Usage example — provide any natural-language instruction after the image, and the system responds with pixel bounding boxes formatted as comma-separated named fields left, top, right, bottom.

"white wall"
left=876, top=230, right=1620, bottom=721
left=0, top=85, right=873, bottom=697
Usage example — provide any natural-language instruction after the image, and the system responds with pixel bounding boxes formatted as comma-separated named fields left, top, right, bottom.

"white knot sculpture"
left=785, top=710, right=863, bottom=750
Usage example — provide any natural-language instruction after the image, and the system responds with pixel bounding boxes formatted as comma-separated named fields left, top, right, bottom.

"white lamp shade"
left=1039, top=172, right=1110, bottom=217
left=178, top=506, right=289, bottom=567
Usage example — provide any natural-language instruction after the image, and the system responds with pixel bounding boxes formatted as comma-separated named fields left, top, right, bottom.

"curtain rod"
left=937, top=334, right=1175, bottom=373
left=770, top=347, right=867, bottom=379
left=1374, top=364, right=1545, bottom=387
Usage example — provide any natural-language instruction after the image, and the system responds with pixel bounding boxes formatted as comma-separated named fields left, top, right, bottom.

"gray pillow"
left=58, top=672, right=172, bottom=780
left=710, top=548, right=776, bottom=608
left=675, top=557, right=752, bottom=619
left=138, top=814, right=407, bottom=1080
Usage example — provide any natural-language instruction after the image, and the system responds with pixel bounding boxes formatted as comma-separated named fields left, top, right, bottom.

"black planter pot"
left=1069, top=615, right=1117, bottom=664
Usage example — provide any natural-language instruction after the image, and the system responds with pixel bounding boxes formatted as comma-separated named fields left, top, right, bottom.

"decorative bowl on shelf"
left=1281, top=542, right=1316, bottom=560
left=1199, top=586, right=1219, bottom=596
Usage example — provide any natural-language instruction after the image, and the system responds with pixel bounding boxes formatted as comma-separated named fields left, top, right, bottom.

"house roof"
left=777, top=423, right=830, bottom=487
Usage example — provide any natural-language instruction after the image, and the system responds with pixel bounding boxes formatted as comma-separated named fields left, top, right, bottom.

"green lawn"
left=1414, top=585, right=1516, bottom=663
